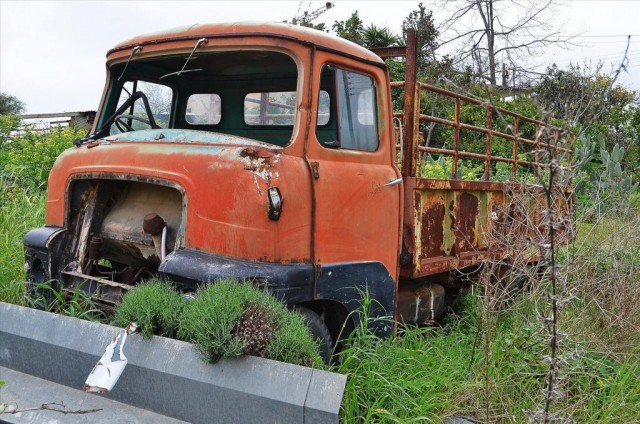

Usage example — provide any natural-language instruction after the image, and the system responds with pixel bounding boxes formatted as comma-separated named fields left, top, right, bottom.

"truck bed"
left=382, top=45, right=574, bottom=278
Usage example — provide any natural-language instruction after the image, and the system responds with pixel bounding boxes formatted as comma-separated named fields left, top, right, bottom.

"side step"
left=0, top=302, right=346, bottom=424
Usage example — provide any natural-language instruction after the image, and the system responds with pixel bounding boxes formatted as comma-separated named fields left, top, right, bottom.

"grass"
left=337, top=291, right=640, bottom=423
left=0, top=178, right=105, bottom=323
left=25, top=280, right=107, bottom=323
left=0, top=180, right=45, bottom=305
left=177, top=279, right=324, bottom=368
left=114, top=280, right=186, bottom=338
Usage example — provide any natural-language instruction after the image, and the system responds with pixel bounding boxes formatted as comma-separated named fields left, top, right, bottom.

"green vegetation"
left=178, top=280, right=323, bottom=367
left=1, top=116, right=84, bottom=191
left=337, top=288, right=640, bottom=422
left=26, top=281, right=107, bottom=323
left=114, top=280, right=185, bottom=338
left=112, top=279, right=323, bottom=368
left=334, top=195, right=640, bottom=422
left=0, top=116, right=79, bottom=305
left=0, top=184, right=44, bottom=305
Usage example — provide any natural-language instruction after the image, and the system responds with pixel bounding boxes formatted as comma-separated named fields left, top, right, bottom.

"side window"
left=186, top=94, right=221, bottom=125
left=317, top=91, right=331, bottom=126
left=244, top=92, right=296, bottom=126
left=111, top=80, right=173, bottom=134
left=317, top=66, right=378, bottom=152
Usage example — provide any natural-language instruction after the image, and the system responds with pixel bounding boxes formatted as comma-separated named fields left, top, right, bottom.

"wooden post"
left=401, top=29, right=419, bottom=178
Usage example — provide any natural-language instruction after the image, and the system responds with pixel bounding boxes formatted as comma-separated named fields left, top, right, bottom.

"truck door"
left=305, top=58, right=402, bottom=312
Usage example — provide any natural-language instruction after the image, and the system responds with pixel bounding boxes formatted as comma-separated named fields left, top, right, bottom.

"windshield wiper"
left=159, top=38, right=207, bottom=79
left=117, top=45, right=142, bottom=83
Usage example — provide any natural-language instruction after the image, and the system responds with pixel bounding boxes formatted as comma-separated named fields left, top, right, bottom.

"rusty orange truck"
left=24, top=23, right=572, bottom=351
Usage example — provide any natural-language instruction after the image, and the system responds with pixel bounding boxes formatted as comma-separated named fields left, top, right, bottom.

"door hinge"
left=310, top=161, right=320, bottom=179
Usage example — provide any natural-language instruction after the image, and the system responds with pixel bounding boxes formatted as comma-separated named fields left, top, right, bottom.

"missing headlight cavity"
left=64, top=178, right=184, bottom=291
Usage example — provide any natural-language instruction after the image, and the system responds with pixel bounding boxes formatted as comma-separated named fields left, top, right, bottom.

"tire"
left=295, top=306, right=333, bottom=365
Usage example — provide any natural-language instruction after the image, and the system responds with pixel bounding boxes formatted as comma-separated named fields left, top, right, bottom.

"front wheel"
left=295, top=306, right=333, bottom=365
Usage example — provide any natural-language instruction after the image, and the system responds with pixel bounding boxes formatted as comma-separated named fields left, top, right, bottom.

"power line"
left=562, top=34, right=640, bottom=38
left=540, top=50, right=640, bottom=65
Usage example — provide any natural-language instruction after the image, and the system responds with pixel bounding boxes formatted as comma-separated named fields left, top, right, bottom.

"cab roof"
left=108, top=21, right=384, bottom=65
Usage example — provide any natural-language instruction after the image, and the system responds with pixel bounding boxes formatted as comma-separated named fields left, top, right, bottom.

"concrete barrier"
left=0, top=302, right=346, bottom=423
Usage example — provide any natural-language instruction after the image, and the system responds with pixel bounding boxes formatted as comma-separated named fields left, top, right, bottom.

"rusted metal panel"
left=401, top=177, right=563, bottom=279
left=306, top=48, right=401, bottom=281
left=455, top=192, right=480, bottom=254
left=419, top=193, right=446, bottom=258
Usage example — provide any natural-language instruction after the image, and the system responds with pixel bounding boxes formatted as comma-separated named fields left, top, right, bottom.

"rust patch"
left=240, top=146, right=273, bottom=160
left=239, top=149, right=281, bottom=195
left=421, top=203, right=445, bottom=258
left=241, top=148, right=273, bottom=171
left=447, top=199, right=456, bottom=255
left=454, top=192, right=479, bottom=254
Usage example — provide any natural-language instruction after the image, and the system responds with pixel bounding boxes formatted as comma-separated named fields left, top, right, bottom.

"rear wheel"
left=295, top=306, right=333, bottom=365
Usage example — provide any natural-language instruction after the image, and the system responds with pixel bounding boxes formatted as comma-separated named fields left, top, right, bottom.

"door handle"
left=384, top=177, right=403, bottom=186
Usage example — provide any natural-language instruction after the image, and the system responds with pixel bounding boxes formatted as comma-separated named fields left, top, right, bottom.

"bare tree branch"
left=437, top=0, right=580, bottom=86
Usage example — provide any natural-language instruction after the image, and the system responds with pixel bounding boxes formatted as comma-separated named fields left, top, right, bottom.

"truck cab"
left=24, top=23, right=402, bottom=343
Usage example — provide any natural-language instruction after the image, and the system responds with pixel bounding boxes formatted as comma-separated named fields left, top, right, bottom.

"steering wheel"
left=114, top=114, right=154, bottom=132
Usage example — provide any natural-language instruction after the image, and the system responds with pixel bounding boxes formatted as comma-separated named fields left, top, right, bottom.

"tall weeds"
left=1, top=120, right=87, bottom=306
left=0, top=180, right=45, bottom=304
left=337, top=131, right=639, bottom=422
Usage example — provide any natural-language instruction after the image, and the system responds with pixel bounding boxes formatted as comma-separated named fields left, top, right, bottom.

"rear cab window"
left=186, top=94, right=221, bottom=125
left=244, top=92, right=296, bottom=126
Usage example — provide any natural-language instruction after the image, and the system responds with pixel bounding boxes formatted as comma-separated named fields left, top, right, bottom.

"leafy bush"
left=114, top=280, right=185, bottom=338
left=0, top=121, right=84, bottom=191
left=422, top=155, right=484, bottom=180
left=177, top=279, right=323, bottom=367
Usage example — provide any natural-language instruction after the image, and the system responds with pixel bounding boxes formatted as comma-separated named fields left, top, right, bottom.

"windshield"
left=97, top=50, right=299, bottom=147
left=110, top=80, right=173, bottom=134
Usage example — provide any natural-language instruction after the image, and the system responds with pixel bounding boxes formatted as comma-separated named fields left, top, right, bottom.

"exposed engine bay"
left=58, top=178, right=184, bottom=308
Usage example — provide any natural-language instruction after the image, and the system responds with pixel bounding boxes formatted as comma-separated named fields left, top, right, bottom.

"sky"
left=1, top=0, right=638, bottom=114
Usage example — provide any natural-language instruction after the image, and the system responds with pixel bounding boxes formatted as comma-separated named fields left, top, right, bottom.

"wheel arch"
left=296, top=299, right=354, bottom=347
